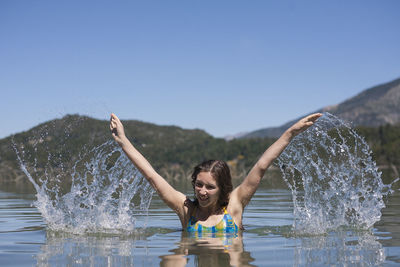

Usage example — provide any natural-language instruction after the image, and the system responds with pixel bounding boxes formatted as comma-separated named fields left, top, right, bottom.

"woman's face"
left=194, top=172, right=220, bottom=209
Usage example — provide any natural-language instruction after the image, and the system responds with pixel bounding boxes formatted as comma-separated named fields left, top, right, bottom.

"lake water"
left=3, top=113, right=400, bottom=266
left=1, top=185, right=400, bottom=266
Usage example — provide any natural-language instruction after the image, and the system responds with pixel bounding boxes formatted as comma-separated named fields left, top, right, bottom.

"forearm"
left=238, top=130, right=294, bottom=202
left=255, top=129, right=293, bottom=171
left=118, top=136, right=158, bottom=179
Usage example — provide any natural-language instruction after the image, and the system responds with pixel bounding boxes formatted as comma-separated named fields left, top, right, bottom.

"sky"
left=1, top=1, right=399, bottom=139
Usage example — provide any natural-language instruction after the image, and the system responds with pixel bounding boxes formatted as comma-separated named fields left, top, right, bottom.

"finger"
left=110, top=120, right=117, bottom=131
left=111, top=117, right=120, bottom=126
left=306, top=113, right=322, bottom=122
left=111, top=113, right=121, bottom=122
left=111, top=114, right=122, bottom=125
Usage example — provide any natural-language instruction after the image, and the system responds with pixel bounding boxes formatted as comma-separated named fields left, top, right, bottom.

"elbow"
left=255, top=161, right=269, bottom=174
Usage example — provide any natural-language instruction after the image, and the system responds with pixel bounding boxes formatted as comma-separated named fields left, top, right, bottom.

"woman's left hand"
left=287, top=113, right=323, bottom=137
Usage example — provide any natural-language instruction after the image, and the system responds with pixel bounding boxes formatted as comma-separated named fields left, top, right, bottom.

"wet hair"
left=191, top=160, right=233, bottom=209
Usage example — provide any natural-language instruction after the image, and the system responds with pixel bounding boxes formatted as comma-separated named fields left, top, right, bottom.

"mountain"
left=0, top=115, right=278, bottom=192
left=1, top=112, right=399, bottom=194
left=242, top=77, right=400, bottom=138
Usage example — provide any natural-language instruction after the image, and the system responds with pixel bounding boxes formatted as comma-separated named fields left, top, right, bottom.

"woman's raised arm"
left=110, top=114, right=187, bottom=219
left=232, top=113, right=322, bottom=208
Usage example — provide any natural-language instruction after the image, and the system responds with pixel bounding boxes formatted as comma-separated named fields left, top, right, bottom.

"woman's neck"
left=196, top=204, right=222, bottom=220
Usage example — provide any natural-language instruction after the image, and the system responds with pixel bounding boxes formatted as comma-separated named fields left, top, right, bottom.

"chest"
left=191, top=213, right=225, bottom=227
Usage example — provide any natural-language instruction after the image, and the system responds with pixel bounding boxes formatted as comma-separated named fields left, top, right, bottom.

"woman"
left=110, top=113, right=322, bottom=232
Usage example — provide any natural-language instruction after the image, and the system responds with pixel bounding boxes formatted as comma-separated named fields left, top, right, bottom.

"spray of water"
left=277, top=113, right=398, bottom=234
left=13, top=138, right=154, bottom=234
left=13, top=113, right=397, bottom=235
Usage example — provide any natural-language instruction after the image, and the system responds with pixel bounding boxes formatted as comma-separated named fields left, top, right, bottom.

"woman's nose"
left=198, top=188, right=207, bottom=195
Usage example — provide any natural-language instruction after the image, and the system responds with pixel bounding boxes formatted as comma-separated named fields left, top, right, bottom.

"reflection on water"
left=1, top=190, right=400, bottom=266
left=293, top=231, right=385, bottom=266
left=37, top=231, right=148, bottom=266
left=160, top=232, right=255, bottom=267
left=32, top=225, right=389, bottom=266
left=247, top=225, right=386, bottom=266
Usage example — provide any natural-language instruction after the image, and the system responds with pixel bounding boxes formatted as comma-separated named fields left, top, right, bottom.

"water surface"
left=1, top=187, right=399, bottom=266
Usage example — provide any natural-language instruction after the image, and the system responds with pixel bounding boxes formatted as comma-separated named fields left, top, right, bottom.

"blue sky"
left=1, top=1, right=399, bottom=138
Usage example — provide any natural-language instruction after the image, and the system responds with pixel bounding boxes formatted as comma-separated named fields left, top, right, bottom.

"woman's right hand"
left=110, top=113, right=126, bottom=146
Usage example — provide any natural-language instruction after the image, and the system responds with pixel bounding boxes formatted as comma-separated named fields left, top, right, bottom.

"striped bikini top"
left=186, top=206, right=239, bottom=233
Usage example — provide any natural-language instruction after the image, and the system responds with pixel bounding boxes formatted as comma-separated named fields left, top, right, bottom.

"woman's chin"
left=198, top=200, right=209, bottom=207
left=198, top=199, right=219, bottom=209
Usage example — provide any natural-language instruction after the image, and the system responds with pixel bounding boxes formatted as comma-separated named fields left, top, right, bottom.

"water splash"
left=277, top=113, right=398, bottom=234
left=13, top=137, right=154, bottom=234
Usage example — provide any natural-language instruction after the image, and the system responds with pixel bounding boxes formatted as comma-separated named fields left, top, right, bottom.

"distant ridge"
left=1, top=97, right=399, bottom=193
left=242, top=77, right=400, bottom=138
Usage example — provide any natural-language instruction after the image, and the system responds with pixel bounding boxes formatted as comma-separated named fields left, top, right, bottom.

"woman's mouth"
left=198, top=195, right=208, bottom=202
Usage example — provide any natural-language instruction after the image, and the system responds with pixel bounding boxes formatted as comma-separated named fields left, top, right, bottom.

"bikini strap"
left=223, top=206, right=228, bottom=214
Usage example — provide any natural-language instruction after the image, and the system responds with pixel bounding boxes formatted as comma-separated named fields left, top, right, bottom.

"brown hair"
left=191, top=160, right=233, bottom=209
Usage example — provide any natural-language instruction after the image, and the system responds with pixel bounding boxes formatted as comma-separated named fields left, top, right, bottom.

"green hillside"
left=356, top=124, right=400, bottom=184
left=0, top=115, right=276, bottom=192
left=0, top=115, right=398, bottom=193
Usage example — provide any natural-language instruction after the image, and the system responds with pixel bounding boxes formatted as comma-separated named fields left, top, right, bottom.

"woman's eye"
left=206, top=185, right=215, bottom=190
